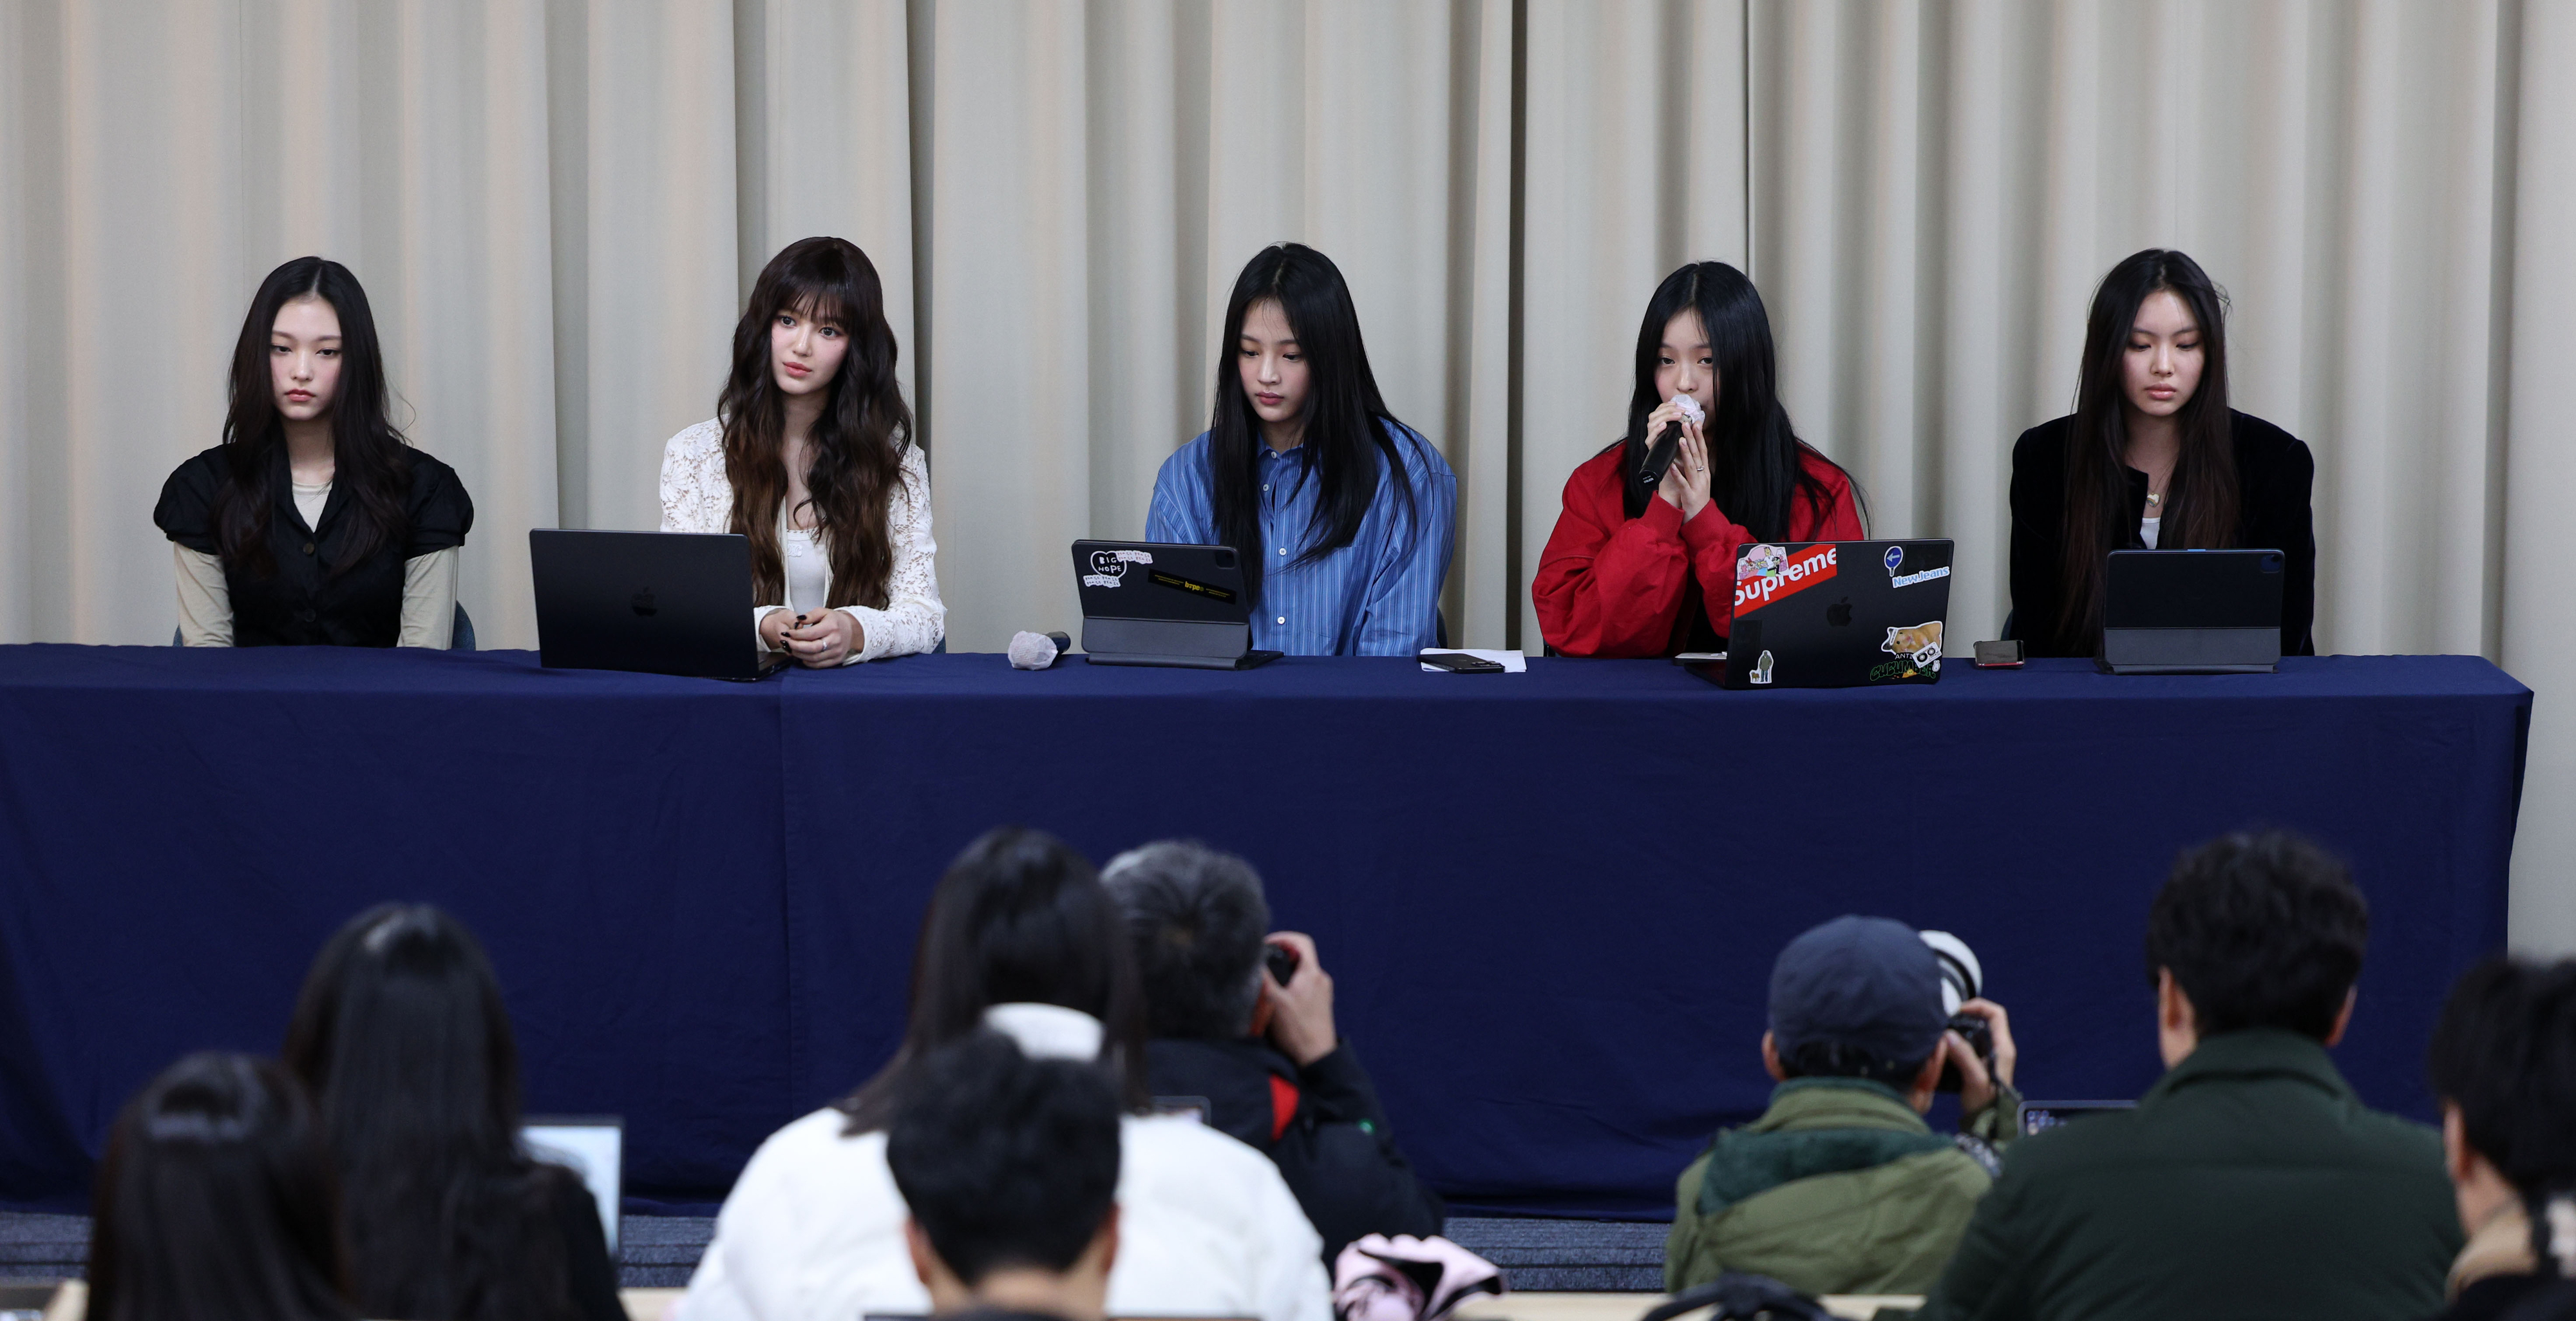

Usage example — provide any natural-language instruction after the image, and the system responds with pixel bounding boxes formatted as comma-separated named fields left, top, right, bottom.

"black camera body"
left=1921, top=930, right=1993, bottom=1094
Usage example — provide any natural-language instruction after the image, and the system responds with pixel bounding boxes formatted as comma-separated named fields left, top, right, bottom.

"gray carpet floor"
left=1, top=1211, right=1668, bottom=1293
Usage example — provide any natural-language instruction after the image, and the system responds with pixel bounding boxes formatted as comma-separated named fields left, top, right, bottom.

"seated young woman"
left=155, top=257, right=474, bottom=647
left=2008, top=249, right=2316, bottom=658
left=86, top=1052, right=352, bottom=1321
left=1533, top=262, right=1861, bottom=657
left=660, top=236, right=942, bottom=665
left=1146, top=243, right=1456, bottom=656
left=283, top=905, right=623, bottom=1321
left=683, top=826, right=1331, bottom=1321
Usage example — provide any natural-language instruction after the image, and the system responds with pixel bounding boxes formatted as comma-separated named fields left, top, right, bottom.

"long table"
left=0, top=645, right=2530, bottom=1216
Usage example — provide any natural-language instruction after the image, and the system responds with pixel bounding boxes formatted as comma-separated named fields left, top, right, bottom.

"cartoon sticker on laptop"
left=1738, top=543, right=1786, bottom=582
left=1081, top=547, right=1154, bottom=588
left=1877, top=620, right=1942, bottom=678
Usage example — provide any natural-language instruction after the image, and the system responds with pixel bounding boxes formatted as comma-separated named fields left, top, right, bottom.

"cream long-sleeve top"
left=677, top=1004, right=1332, bottom=1321
left=656, top=419, right=944, bottom=663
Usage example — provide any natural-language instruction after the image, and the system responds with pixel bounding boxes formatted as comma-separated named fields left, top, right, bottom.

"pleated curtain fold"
left=1, top=0, right=2570, bottom=945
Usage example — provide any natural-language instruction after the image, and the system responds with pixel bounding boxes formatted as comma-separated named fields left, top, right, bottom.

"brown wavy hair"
left=2052, top=249, right=2240, bottom=652
left=719, top=238, right=913, bottom=608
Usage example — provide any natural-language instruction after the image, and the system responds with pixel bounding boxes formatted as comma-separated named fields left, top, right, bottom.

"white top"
left=782, top=527, right=828, bottom=615
left=2141, top=514, right=2163, bottom=549
left=658, top=419, right=945, bottom=662
left=677, top=1005, right=1331, bottom=1321
left=292, top=479, right=331, bottom=529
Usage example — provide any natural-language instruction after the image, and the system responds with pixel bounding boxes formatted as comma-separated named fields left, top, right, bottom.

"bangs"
left=784, top=288, right=850, bottom=330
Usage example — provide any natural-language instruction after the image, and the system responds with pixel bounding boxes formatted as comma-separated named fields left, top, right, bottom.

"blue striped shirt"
left=1145, top=421, right=1456, bottom=656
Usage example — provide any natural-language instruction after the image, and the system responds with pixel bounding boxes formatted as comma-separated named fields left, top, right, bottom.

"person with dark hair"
left=281, top=905, right=622, bottom=1321
left=155, top=256, right=475, bottom=647
left=1101, top=841, right=1442, bottom=1260
left=1533, top=261, right=1863, bottom=658
left=1916, top=830, right=2459, bottom=1321
left=1665, top=917, right=2019, bottom=1296
left=86, top=1052, right=352, bottom=1321
left=2007, top=248, right=2316, bottom=657
left=887, top=1034, right=1124, bottom=1321
left=661, top=236, right=940, bottom=665
left=2423, top=956, right=2576, bottom=1321
left=683, top=827, right=1329, bottom=1321
left=1145, top=243, right=1455, bottom=656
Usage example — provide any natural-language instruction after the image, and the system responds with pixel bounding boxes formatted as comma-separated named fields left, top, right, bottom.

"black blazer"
left=2007, top=410, right=2315, bottom=658
left=155, top=444, right=473, bottom=647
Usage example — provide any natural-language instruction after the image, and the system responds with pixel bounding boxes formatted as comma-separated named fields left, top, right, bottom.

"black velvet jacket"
left=1146, top=1036, right=1443, bottom=1261
left=2007, top=409, right=2315, bottom=658
left=155, top=443, right=473, bottom=647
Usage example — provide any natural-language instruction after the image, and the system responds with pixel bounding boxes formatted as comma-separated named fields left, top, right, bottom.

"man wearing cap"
left=1664, top=916, right=2021, bottom=1297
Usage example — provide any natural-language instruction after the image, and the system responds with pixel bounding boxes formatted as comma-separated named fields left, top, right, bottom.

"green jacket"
left=1665, top=1078, right=2018, bottom=1297
left=1914, top=1030, right=2461, bottom=1321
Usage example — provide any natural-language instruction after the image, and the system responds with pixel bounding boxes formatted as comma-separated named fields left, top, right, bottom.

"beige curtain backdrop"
left=1, top=0, right=2569, bottom=949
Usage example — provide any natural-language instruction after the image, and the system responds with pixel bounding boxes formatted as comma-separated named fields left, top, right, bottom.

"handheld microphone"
left=1008, top=631, right=1074, bottom=670
left=1636, top=394, right=1704, bottom=491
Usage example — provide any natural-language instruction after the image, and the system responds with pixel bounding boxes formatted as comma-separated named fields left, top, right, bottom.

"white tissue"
left=1675, top=394, right=1704, bottom=424
left=1007, top=631, right=1061, bottom=670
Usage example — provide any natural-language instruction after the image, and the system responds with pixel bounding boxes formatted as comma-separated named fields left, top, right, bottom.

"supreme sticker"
left=1147, top=569, right=1236, bottom=603
left=1734, top=544, right=1839, bottom=614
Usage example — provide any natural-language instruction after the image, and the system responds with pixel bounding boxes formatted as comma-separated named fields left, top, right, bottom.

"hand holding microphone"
left=1640, top=392, right=1712, bottom=520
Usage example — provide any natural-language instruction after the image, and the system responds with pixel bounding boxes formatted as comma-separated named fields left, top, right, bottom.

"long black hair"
left=280, top=905, right=582, bottom=1321
left=719, top=238, right=915, bottom=609
left=1615, top=262, right=1855, bottom=536
left=838, top=827, right=1152, bottom=1132
left=213, top=257, right=413, bottom=577
left=1208, top=243, right=1423, bottom=603
left=87, top=1052, right=354, bottom=1321
left=2051, top=249, right=2239, bottom=652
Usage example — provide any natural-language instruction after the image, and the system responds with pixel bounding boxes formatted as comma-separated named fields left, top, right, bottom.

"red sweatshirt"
left=1533, top=444, right=1864, bottom=658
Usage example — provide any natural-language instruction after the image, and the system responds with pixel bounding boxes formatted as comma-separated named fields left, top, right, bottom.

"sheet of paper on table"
left=1419, top=648, right=1527, bottom=673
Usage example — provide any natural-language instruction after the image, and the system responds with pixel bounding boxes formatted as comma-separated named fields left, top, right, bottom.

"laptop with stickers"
left=1071, top=540, right=1283, bottom=670
left=1705, top=539, right=1956, bottom=690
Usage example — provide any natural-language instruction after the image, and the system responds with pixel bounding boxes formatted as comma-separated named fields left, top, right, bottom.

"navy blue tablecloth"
left=0, top=645, right=2530, bottom=1218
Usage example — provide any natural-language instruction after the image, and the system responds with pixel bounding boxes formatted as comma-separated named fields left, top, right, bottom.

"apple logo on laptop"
left=632, top=589, right=658, bottom=617
left=1825, top=596, right=1853, bottom=627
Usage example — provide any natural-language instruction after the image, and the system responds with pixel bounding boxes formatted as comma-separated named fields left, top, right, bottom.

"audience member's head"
left=1102, top=841, right=1271, bottom=1040
left=845, top=826, right=1150, bottom=1128
left=2145, top=830, right=2368, bottom=1060
left=87, top=1052, right=352, bottom=1321
left=2427, top=955, right=2576, bottom=1274
left=281, top=903, right=578, bottom=1321
left=1764, top=915, right=1949, bottom=1105
left=889, top=1033, right=1123, bottom=1320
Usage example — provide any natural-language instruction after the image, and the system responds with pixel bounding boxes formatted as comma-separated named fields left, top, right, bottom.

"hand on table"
left=762, top=609, right=865, bottom=667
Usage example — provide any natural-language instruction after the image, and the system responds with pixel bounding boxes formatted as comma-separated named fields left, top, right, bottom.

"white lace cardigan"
left=657, top=419, right=944, bottom=663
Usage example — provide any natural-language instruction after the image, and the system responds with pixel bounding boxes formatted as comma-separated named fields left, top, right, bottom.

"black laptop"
left=1072, top=540, right=1282, bottom=670
left=2098, top=549, right=2285, bottom=674
left=1703, top=539, right=1956, bottom=689
left=530, top=529, right=786, bottom=680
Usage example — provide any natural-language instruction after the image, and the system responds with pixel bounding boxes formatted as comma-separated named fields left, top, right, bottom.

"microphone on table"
left=1636, top=393, right=1704, bottom=491
left=1009, top=631, right=1074, bottom=670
